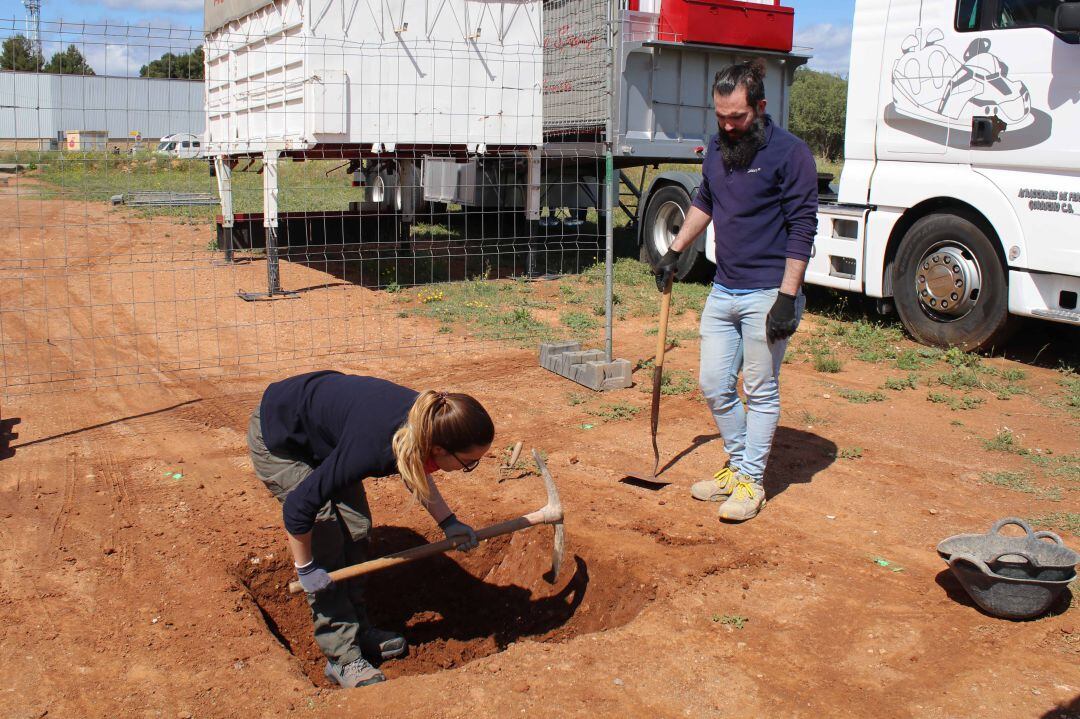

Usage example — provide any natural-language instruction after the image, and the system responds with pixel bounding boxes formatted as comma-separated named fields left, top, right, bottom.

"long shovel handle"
left=649, top=273, right=673, bottom=475
left=655, top=272, right=674, bottom=368
left=287, top=515, right=537, bottom=594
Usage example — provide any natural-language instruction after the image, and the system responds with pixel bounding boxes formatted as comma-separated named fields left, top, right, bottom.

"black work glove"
left=654, top=249, right=680, bottom=292
left=296, top=560, right=335, bottom=594
left=765, top=292, right=799, bottom=344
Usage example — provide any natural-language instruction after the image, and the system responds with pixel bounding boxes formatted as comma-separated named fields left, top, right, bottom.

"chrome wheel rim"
left=915, top=242, right=983, bottom=321
left=651, top=200, right=685, bottom=259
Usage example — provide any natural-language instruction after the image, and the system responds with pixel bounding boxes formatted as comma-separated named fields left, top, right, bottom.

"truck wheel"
left=892, top=212, right=1015, bottom=351
left=641, top=185, right=711, bottom=281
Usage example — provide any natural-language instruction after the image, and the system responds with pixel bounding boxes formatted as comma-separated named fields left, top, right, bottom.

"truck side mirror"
left=1056, top=2, right=1080, bottom=33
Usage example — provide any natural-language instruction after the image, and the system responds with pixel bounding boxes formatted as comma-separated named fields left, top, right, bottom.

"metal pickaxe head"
left=532, top=449, right=565, bottom=584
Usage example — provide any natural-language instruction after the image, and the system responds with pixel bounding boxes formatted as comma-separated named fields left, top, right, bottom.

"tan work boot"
left=718, top=477, right=766, bottom=522
left=690, top=465, right=739, bottom=502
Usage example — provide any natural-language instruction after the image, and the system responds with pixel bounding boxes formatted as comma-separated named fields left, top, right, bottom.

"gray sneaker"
left=324, top=657, right=386, bottom=688
left=358, top=627, right=408, bottom=661
left=717, top=476, right=766, bottom=522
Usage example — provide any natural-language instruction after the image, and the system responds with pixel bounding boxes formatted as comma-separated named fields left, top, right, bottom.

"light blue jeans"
left=698, top=285, right=804, bottom=484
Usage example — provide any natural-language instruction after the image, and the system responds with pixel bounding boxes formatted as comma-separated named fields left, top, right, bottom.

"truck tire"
left=640, top=185, right=711, bottom=281
left=892, top=212, right=1015, bottom=351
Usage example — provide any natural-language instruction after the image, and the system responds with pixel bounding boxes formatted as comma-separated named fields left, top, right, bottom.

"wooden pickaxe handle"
left=287, top=452, right=563, bottom=594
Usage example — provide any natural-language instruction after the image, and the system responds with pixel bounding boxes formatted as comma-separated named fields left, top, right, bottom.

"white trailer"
left=653, top=0, right=1080, bottom=350
left=205, top=0, right=807, bottom=296
left=204, top=0, right=544, bottom=154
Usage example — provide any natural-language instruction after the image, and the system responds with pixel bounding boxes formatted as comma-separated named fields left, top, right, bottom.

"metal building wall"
left=0, top=71, right=205, bottom=140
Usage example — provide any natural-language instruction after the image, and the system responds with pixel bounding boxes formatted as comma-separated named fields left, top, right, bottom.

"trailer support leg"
left=214, top=156, right=236, bottom=263
left=239, top=150, right=297, bottom=301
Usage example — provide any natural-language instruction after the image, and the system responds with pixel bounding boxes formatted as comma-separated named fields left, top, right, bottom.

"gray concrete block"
left=539, top=341, right=580, bottom=366
left=601, top=359, right=633, bottom=389
left=539, top=340, right=633, bottom=392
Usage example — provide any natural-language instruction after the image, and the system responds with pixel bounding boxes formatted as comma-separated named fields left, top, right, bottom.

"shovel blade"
left=619, top=468, right=671, bottom=489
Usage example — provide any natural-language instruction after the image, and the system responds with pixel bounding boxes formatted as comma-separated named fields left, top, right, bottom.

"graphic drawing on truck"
left=883, top=15, right=1058, bottom=151
left=891, top=29, right=1037, bottom=132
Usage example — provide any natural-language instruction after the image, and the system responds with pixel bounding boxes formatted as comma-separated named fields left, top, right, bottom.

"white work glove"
left=439, top=514, right=478, bottom=552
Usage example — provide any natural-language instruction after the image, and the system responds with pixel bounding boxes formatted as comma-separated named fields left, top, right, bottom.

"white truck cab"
left=808, top=0, right=1080, bottom=349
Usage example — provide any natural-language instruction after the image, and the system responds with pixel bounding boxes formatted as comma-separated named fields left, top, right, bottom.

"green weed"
left=837, top=447, right=864, bottom=460
left=896, top=349, right=936, bottom=371
left=1001, top=368, right=1027, bottom=382
left=799, top=410, right=831, bottom=426
left=944, top=347, right=982, bottom=368
left=1027, top=453, right=1080, bottom=483
left=658, top=370, right=697, bottom=396
left=813, top=354, right=843, bottom=373
left=567, top=392, right=589, bottom=407
left=982, top=471, right=1061, bottom=500
left=927, top=391, right=985, bottom=411
left=938, top=367, right=981, bottom=390
left=883, top=374, right=918, bottom=391
left=1026, top=512, right=1080, bottom=535
left=712, top=614, right=749, bottom=629
left=587, top=402, right=641, bottom=422
left=983, top=429, right=1028, bottom=455
left=561, top=311, right=600, bottom=334
left=825, top=319, right=904, bottom=362
left=838, top=389, right=886, bottom=404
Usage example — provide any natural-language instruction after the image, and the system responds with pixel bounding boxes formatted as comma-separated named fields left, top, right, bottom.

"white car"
left=155, top=133, right=204, bottom=159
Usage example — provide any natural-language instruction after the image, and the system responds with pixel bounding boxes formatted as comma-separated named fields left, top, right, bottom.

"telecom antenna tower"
left=23, top=0, right=42, bottom=58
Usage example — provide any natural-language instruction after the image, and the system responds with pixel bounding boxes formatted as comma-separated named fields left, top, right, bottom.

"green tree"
left=139, top=46, right=204, bottom=80
left=788, top=68, right=848, bottom=162
left=43, top=44, right=95, bottom=75
left=1, top=35, right=44, bottom=72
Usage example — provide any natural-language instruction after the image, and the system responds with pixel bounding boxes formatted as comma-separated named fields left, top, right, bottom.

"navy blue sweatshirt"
left=259, top=371, right=418, bottom=535
left=691, top=116, right=818, bottom=289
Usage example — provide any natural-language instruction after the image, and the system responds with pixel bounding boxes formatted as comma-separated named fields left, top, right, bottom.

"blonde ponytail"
left=392, top=389, right=495, bottom=501
left=392, top=390, right=441, bottom=503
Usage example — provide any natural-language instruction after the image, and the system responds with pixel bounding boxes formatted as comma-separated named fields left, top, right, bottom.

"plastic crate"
left=657, top=0, right=794, bottom=51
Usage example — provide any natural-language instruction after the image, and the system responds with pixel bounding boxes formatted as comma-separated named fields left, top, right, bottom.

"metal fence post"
left=604, top=151, right=614, bottom=362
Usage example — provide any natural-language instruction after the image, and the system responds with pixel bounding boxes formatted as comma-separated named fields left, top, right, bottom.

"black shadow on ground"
left=653, top=427, right=835, bottom=498
left=802, top=285, right=1080, bottom=370
left=1041, top=694, right=1080, bottom=719
left=363, top=527, right=589, bottom=650
left=8, top=399, right=201, bottom=451
left=764, top=427, right=838, bottom=498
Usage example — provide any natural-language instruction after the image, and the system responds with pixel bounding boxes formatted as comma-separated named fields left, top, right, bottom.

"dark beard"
left=717, top=116, right=766, bottom=171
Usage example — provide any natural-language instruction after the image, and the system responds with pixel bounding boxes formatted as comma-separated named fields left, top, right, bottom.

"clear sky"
left=13, top=0, right=856, bottom=76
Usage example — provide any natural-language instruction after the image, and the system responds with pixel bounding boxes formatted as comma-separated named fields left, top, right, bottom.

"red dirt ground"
left=1, top=191, right=1078, bottom=718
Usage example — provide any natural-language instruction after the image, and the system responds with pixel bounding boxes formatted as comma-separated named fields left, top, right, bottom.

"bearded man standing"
left=657, top=60, right=818, bottom=522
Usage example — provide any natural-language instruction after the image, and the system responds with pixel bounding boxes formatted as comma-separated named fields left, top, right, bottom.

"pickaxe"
left=287, top=449, right=565, bottom=594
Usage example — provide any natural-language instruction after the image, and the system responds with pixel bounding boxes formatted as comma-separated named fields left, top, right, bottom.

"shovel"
left=622, top=269, right=674, bottom=487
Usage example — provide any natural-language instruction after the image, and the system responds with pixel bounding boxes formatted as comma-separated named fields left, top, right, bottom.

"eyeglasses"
left=449, top=449, right=481, bottom=473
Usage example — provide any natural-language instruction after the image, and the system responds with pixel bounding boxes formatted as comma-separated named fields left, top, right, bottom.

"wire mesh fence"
left=0, top=2, right=617, bottom=398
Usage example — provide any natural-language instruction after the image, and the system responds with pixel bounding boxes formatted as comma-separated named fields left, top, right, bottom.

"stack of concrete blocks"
left=539, top=342, right=633, bottom=391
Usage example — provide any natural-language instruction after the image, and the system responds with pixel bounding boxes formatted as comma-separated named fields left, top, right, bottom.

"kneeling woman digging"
left=248, top=371, right=494, bottom=687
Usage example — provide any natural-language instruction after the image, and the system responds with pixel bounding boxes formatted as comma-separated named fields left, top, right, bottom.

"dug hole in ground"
left=0, top=193, right=1078, bottom=719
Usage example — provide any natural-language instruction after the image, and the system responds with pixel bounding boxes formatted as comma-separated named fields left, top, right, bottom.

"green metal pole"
left=605, top=151, right=614, bottom=362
